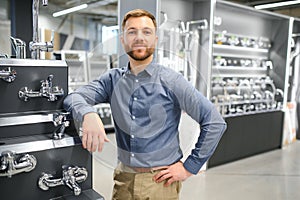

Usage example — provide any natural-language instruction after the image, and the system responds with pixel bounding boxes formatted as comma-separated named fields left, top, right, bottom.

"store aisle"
left=93, top=136, right=300, bottom=200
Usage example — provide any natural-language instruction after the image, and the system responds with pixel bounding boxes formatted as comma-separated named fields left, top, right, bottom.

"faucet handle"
left=45, top=30, right=55, bottom=52
left=52, top=112, right=70, bottom=140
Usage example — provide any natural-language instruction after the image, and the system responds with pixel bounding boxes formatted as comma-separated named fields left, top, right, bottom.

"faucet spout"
left=32, top=0, right=40, bottom=59
left=31, top=0, right=52, bottom=59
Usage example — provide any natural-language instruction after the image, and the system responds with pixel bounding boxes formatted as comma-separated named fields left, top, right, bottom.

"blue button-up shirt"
left=63, top=62, right=226, bottom=174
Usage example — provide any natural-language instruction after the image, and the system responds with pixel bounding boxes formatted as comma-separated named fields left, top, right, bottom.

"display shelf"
left=212, top=52, right=268, bottom=60
left=213, top=44, right=269, bottom=53
left=211, top=23, right=282, bottom=117
left=212, top=66, right=268, bottom=78
left=220, top=108, right=282, bottom=118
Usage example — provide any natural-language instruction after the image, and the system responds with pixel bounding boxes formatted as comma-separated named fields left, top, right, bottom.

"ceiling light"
left=53, top=3, right=88, bottom=17
left=255, top=0, right=300, bottom=10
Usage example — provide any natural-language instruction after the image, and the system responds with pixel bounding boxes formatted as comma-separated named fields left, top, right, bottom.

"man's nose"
left=135, top=30, right=145, bottom=40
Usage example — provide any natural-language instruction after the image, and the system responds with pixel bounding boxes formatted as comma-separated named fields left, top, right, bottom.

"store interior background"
left=2, top=0, right=300, bottom=59
left=1, top=0, right=300, bottom=199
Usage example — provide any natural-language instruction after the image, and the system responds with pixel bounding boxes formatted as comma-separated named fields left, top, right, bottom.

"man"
left=64, top=9, right=226, bottom=199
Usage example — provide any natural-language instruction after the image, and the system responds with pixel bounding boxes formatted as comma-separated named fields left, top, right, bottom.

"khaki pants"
left=112, top=164, right=182, bottom=200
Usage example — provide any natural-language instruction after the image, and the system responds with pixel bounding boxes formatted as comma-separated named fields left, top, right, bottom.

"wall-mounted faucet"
left=18, top=75, right=64, bottom=102
left=0, top=151, right=37, bottom=178
left=52, top=112, right=70, bottom=140
left=38, top=165, right=88, bottom=196
left=0, top=67, right=17, bottom=83
left=30, top=0, right=53, bottom=59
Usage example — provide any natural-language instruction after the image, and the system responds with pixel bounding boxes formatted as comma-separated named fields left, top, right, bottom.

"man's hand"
left=81, top=112, right=110, bottom=152
left=152, top=161, right=192, bottom=187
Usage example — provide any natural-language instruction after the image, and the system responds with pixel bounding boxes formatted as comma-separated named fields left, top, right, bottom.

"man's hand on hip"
left=152, top=161, right=192, bottom=187
left=82, top=112, right=110, bottom=152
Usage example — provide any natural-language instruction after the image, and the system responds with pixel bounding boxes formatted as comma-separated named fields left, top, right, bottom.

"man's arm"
left=179, top=80, right=227, bottom=174
left=81, top=112, right=109, bottom=152
left=63, top=73, right=112, bottom=152
left=153, top=73, right=226, bottom=185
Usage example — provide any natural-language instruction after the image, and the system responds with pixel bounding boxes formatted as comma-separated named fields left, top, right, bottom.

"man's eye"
left=143, top=30, right=152, bottom=35
left=128, top=30, right=137, bottom=35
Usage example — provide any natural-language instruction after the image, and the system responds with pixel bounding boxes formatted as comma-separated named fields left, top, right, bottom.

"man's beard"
left=127, top=47, right=155, bottom=61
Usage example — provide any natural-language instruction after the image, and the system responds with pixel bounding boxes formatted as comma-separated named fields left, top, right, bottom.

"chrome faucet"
left=10, top=36, right=26, bottom=59
left=19, top=75, right=64, bottom=102
left=0, top=67, right=17, bottom=82
left=38, top=165, right=88, bottom=196
left=52, top=112, right=70, bottom=140
left=30, top=0, right=53, bottom=59
left=0, top=151, right=37, bottom=178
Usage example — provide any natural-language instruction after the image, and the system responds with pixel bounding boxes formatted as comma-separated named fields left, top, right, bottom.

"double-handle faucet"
left=38, top=165, right=88, bottom=196
left=18, top=74, right=64, bottom=102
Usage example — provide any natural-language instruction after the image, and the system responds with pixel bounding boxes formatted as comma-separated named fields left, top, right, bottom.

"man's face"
left=121, top=16, right=157, bottom=61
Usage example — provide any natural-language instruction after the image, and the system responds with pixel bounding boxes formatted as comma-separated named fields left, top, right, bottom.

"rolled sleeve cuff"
left=183, top=155, right=208, bottom=175
left=76, top=106, right=98, bottom=122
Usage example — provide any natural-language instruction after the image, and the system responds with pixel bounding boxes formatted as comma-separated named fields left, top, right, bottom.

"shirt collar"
left=124, top=61, right=156, bottom=77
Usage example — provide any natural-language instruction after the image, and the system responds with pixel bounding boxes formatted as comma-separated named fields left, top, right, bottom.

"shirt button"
left=131, top=135, right=135, bottom=139
left=133, top=97, right=137, bottom=101
left=132, top=116, right=136, bottom=120
left=131, top=153, right=135, bottom=157
left=135, top=79, right=139, bottom=83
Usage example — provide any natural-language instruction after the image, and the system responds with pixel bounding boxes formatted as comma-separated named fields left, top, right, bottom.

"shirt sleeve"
left=172, top=74, right=227, bottom=174
left=63, top=71, right=112, bottom=122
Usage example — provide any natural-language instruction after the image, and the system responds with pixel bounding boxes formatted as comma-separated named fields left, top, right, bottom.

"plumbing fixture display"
left=214, top=31, right=271, bottom=49
left=211, top=77, right=284, bottom=117
left=0, top=58, right=103, bottom=199
left=211, top=29, right=284, bottom=117
left=0, top=1, right=104, bottom=199
left=18, top=75, right=64, bottom=102
left=38, top=165, right=88, bottom=196
left=0, top=151, right=36, bottom=178
left=0, top=67, right=16, bottom=82
left=10, top=37, right=26, bottom=59
left=0, top=142, right=99, bottom=200
left=157, top=12, right=208, bottom=87
left=0, top=59, right=68, bottom=115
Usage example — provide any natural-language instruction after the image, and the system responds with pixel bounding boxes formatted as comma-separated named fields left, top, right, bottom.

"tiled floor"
left=93, top=135, right=300, bottom=200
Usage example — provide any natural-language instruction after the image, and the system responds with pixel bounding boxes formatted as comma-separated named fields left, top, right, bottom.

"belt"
left=120, top=163, right=160, bottom=173
left=130, top=166, right=155, bottom=173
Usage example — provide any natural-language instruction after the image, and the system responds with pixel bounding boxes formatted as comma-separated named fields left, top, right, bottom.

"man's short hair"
left=121, top=9, right=157, bottom=32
